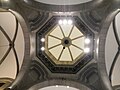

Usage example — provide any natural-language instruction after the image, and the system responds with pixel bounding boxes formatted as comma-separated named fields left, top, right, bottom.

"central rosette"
left=62, top=37, right=71, bottom=47
left=45, top=22, right=85, bottom=65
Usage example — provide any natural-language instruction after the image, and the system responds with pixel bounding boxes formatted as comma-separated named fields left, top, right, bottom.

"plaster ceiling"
left=0, top=12, right=24, bottom=79
left=34, top=0, right=92, bottom=5
left=105, top=12, right=120, bottom=86
left=39, top=86, right=79, bottom=90
left=0, top=4, right=120, bottom=90
left=112, top=13, right=120, bottom=86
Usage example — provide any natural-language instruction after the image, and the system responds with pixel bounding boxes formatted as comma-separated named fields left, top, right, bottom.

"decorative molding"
left=36, top=16, right=94, bottom=73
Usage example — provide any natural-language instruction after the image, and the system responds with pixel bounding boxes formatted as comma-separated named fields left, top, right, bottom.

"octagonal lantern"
left=37, top=16, right=94, bottom=73
left=45, top=24, right=85, bottom=65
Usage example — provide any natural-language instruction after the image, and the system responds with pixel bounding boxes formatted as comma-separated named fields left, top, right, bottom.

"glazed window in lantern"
left=45, top=22, right=85, bottom=65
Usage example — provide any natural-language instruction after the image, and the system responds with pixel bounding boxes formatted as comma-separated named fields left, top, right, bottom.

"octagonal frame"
left=45, top=22, right=85, bottom=65
left=36, top=16, right=94, bottom=73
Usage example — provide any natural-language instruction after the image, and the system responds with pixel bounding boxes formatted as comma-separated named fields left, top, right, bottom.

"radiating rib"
left=71, top=44, right=83, bottom=51
left=48, top=43, right=61, bottom=50
left=49, top=35, right=61, bottom=40
left=68, top=25, right=74, bottom=37
left=0, top=47, right=11, bottom=65
left=68, top=47, right=74, bottom=61
left=58, top=48, right=64, bottom=60
left=109, top=50, right=120, bottom=82
left=12, top=47, right=19, bottom=76
left=59, top=25, right=65, bottom=38
left=113, top=18, right=120, bottom=46
left=0, top=26, right=12, bottom=43
left=71, top=35, right=84, bottom=41
left=12, top=18, right=18, bottom=43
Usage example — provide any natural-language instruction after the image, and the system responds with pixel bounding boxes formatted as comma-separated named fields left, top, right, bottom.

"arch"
left=0, top=4, right=30, bottom=90
left=20, top=0, right=103, bottom=12
left=97, top=8, right=120, bottom=90
left=29, top=79, right=91, bottom=90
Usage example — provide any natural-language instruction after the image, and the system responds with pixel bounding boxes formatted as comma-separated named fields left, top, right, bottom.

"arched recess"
left=105, top=11, right=120, bottom=87
left=0, top=3, right=30, bottom=89
left=0, top=11, right=24, bottom=78
left=29, top=79, right=91, bottom=90
left=21, top=0, right=103, bottom=12
left=97, top=8, right=120, bottom=90
left=39, top=86, right=78, bottom=90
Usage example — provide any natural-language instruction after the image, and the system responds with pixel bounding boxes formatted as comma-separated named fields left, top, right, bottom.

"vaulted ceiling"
left=0, top=0, right=120, bottom=90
